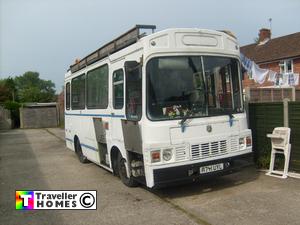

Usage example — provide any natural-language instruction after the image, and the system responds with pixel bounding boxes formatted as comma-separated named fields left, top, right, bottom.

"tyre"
left=75, top=138, right=89, bottom=163
left=117, top=153, right=138, bottom=187
left=112, top=156, right=119, bottom=177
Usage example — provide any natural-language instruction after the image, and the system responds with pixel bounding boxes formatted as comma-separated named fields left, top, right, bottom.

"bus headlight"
left=151, top=150, right=161, bottom=163
left=239, top=137, right=246, bottom=149
left=162, top=148, right=173, bottom=161
left=239, top=136, right=252, bottom=149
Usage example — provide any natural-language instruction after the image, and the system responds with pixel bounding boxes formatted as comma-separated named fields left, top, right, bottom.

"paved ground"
left=1, top=128, right=300, bottom=225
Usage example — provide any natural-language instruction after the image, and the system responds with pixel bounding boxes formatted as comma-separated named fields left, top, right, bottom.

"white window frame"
left=279, top=59, right=293, bottom=74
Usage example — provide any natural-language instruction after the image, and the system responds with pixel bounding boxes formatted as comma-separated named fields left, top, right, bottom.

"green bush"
left=256, top=154, right=271, bottom=168
left=256, top=152, right=284, bottom=170
left=4, top=101, right=21, bottom=110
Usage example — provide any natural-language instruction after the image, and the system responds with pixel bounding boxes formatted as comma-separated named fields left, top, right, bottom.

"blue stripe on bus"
left=65, top=138, right=98, bottom=152
left=65, top=138, right=73, bottom=142
left=81, top=143, right=98, bottom=152
left=65, top=112, right=125, bottom=118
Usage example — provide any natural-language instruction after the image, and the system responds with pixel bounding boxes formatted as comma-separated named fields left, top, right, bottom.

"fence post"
left=291, top=86, right=296, bottom=101
left=283, top=98, right=289, bottom=127
left=245, top=87, right=250, bottom=102
left=19, top=107, right=24, bottom=129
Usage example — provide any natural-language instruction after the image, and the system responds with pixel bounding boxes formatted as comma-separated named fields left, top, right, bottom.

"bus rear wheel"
left=75, top=138, right=89, bottom=164
left=117, top=153, right=138, bottom=187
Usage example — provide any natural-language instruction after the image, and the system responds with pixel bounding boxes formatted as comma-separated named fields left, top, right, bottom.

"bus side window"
left=125, top=61, right=142, bottom=121
left=113, top=69, right=124, bottom=109
left=66, top=82, right=70, bottom=110
left=71, top=74, right=85, bottom=110
left=87, top=64, right=108, bottom=109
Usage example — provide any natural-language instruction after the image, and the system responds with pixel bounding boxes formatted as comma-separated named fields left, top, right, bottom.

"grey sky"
left=1, top=0, right=300, bottom=93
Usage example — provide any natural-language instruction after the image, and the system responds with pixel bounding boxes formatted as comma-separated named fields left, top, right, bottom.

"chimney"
left=258, top=28, right=271, bottom=43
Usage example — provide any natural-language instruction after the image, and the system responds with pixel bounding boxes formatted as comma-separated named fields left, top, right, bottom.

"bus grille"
left=175, top=145, right=187, bottom=161
left=230, top=136, right=239, bottom=152
left=191, top=140, right=227, bottom=160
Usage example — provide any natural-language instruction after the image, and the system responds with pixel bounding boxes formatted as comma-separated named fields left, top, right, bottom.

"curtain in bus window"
left=147, top=57, right=206, bottom=120
left=125, top=62, right=142, bottom=121
left=230, top=59, right=242, bottom=110
left=87, top=65, right=108, bottom=109
left=66, top=82, right=70, bottom=110
left=203, top=56, right=241, bottom=114
left=113, top=69, right=124, bottom=109
left=71, top=74, right=85, bottom=110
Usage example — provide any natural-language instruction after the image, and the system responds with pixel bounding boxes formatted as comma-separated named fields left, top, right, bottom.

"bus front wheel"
left=117, top=153, right=138, bottom=187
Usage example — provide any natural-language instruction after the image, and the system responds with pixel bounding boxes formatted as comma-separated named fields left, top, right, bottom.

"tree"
left=0, top=77, right=16, bottom=102
left=0, top=80, right=10, bottom=102
left=14, top=71, right=56, bottom=102
left=4, top=77, right=16, bottom=101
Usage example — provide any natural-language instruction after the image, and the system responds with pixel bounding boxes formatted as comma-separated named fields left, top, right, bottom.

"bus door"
left=111, top=68, right=125, bottom=144
left=93, top=117, right=109, bottom=166
left=121, top=61, right=143, bottom=154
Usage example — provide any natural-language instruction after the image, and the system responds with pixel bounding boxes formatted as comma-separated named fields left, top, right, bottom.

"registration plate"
left=199, top=163, right=224, bottom=174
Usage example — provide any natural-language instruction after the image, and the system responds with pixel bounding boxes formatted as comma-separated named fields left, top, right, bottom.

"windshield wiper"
left=179, top=104, right=202, bottom=131
left=220, top=108, right=235, bottom=126
left=179, top=108, right=194, bottom=126
left=179, top=110, right=193, bottom=133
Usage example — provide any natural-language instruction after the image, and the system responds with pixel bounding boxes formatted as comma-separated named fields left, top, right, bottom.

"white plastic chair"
left=266, top=127, right=291, bottom=179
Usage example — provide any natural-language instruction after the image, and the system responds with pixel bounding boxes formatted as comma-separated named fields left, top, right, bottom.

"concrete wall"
left=57, top=90, right=64, bottom=126
left=20, top=106, right=58, bottom=128
left=0, top=106, right=12, bottom=130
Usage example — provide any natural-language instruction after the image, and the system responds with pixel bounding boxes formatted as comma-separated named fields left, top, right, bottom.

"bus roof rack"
left=70, top=24, right=156, bottom=73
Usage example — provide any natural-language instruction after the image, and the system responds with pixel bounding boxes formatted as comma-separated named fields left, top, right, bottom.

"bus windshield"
left=146, top=56, right=243, bottom=121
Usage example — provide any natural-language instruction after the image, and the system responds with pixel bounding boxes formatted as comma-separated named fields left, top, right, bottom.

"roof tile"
left=240, top=32, right=300, bottom=63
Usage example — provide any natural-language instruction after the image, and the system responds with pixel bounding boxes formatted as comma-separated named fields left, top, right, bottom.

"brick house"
left=240, top=28, right=300, bottom=88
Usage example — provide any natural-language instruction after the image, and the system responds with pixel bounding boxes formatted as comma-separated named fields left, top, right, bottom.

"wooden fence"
left=245, top=87, right=300, bottom=103
left=249, top=101, right=300, bottom=172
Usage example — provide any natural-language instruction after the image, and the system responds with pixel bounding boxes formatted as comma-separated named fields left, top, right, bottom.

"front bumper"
left=153, top=152, right=253, bottom=188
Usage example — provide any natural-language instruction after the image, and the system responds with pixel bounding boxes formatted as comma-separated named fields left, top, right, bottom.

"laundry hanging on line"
left=287, top=73, right=299, bottom=86
left=268, top=73, right=299, bottom=86
left=240, top=53, right=269, bottom=84
left=240, top=53, right=299, bottom=86
left=240, top=53, right=253, bottom=73
left=268, top=70, right=277, bottom=82
left=251, top=63, right=269, bottom=84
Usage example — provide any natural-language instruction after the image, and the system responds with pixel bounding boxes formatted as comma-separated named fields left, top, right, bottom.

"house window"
left=279, top=59, right=293, bottom=74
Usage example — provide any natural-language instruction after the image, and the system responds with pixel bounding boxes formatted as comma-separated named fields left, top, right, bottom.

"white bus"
left=64, top=25, right=252, bottom=188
